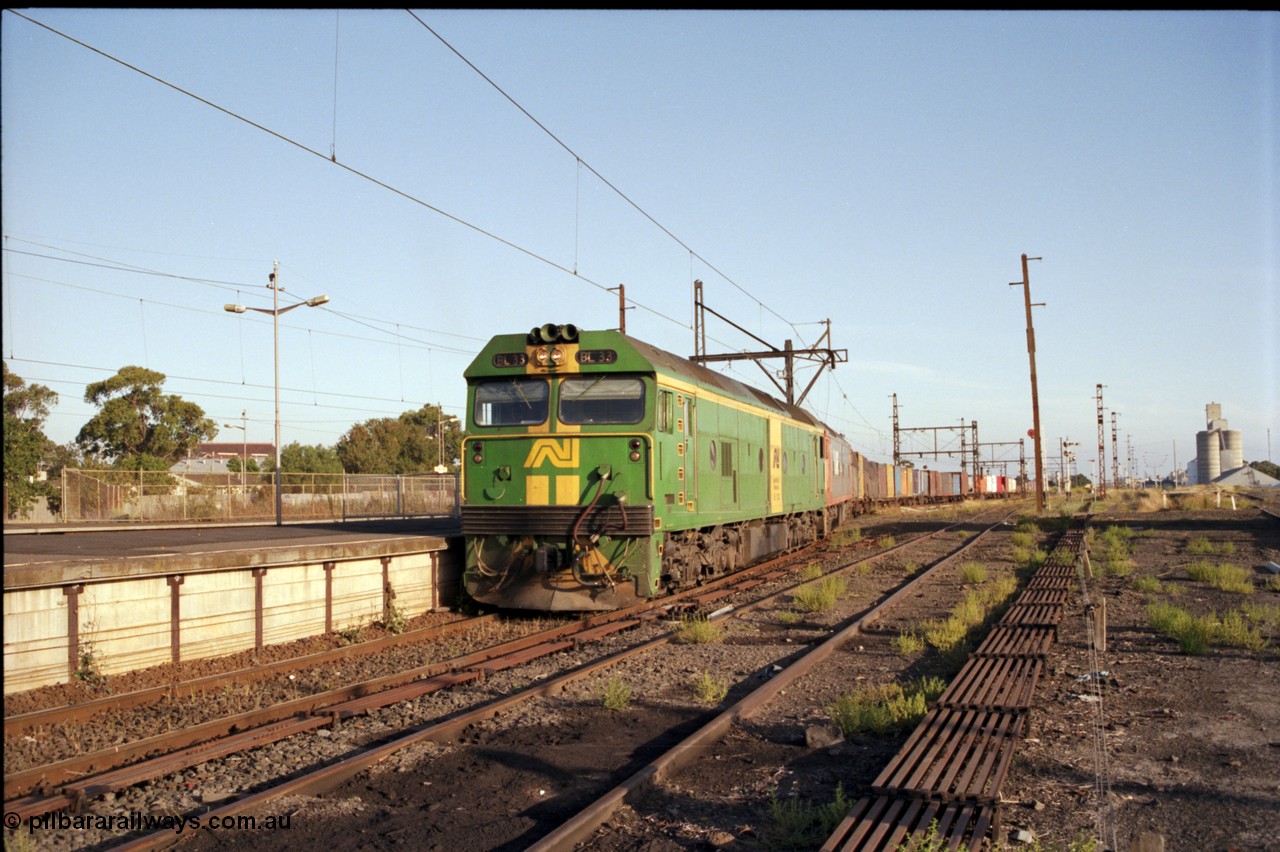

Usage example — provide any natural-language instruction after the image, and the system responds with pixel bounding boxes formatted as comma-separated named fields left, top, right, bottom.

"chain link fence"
left=60, top=469, right=459, bottom=524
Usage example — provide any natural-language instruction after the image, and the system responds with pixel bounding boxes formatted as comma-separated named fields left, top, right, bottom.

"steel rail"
left=102, top=507, right=1015, bottom=851
left=525, top=510, right=1018, bottom=850
left=3, top=614, right=501, bottom=738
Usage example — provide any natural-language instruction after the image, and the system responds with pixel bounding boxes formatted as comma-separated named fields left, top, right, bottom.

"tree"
left=76, top=366, right=216, bottom=467
left=226, top=456, right=260, bottom=473
left=262, top=442, right=344, bottom=485
left=4, top=362, right=58, bottom=517
left=336, top=403, right=462, bottom=474
left=1249, top=459, right=1280, bottom=480
left=1070, top=473, right=1092, bottom=490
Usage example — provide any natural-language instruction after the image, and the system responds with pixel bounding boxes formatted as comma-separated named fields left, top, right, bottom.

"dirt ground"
left=999, top=504, right=1280, bottom=852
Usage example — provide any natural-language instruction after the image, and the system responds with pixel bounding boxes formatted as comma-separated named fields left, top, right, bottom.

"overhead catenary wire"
left=406, top=10, right=807, bottom=344
left=5, top=10, right=691, bottom=335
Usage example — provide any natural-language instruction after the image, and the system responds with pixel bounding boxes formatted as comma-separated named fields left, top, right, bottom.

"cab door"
left=768, top=417, right=782, bottom=515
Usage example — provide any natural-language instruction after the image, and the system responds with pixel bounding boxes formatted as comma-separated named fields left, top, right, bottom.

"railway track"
left=47, top=504, right=1022, bottom=850
left=5, top=507, right=986, bottom=820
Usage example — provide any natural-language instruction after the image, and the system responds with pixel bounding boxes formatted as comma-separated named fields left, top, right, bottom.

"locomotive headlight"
left=534, top=347, right=550, bottom=366
left=549, top=347, right=565, bottom=366
left=628, top=438, right=642, bottom=462
left=629, top=451, right=641, bottom=462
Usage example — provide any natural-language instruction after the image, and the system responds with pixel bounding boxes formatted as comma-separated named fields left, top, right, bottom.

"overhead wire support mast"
left=690, top=280, right=847, bottom=408
left=1010, top=254, right=1045, bottom=512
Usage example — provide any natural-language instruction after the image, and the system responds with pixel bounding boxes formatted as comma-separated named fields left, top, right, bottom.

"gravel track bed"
left=4, top=615, right=570, bottom=773
left=163, top=507, right=1008, bottom=852
left=3, top=504, right=1003, bottom=851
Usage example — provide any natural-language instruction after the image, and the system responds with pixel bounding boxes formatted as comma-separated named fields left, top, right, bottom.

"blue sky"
left=3, top=9, right=1276, bottom=482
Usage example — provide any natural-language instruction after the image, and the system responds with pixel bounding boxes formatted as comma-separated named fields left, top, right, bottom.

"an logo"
left=523, top=438, right=579, bottom=469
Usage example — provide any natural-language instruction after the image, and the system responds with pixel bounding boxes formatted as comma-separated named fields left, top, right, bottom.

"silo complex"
left=1193, top=404, right=1245, bottom=484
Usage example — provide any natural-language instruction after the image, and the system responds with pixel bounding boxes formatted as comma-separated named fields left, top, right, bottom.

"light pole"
left=222, top=410, right=247, bottom=491
left=436, top=405, right=458, bottom=473
left=225, top=260, right=329, bottom=526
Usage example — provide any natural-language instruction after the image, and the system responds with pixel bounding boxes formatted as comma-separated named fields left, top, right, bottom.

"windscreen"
left=473, top=378, right=549, bottom=426
left=558, top=376, right=646, bottom=425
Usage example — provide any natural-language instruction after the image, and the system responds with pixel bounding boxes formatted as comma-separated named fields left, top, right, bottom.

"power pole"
left=891, top=394, right=900, bottom=466
left=609, top=284, right=631, bottom=334
left=1096, top=384, right=1107, bottom=499
left=1111, top=411, right=1120, bottom=490
left=1010, top=255, right=1045, bottom=511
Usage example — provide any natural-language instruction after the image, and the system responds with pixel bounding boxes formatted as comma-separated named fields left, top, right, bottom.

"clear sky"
left=3, top=9, right=1276, bottom=483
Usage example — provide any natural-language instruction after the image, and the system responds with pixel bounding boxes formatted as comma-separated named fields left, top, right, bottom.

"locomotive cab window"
left=558, top=376, right=646, bottom=425
left=473, top=378, right=549, bottom=426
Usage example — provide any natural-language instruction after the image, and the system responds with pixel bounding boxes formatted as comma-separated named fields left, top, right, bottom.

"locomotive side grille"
left=462, top=504, right=654, bottom=536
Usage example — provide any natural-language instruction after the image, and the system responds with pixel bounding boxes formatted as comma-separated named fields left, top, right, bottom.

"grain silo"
left=1193, top=403, right=1246, bottom=484
left=1196, top=429, right=1221, bottom=484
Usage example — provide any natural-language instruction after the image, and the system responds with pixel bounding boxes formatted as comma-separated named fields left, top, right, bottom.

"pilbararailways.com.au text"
left=10, top=810, right=293, bottom=836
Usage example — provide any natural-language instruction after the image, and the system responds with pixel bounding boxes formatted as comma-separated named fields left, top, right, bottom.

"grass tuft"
left=674, top=614, right=725, bottom=644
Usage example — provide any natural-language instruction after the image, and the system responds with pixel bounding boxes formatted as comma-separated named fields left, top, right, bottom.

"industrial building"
left=1186, top=403, right=1278, bottom=486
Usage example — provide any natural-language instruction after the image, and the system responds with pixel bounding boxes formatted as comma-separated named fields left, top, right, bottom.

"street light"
left=222, top=410, right=248, bottom=491
left=436, top=405, right=458, bottom=473
left=224, top=260, right=330, bottom=526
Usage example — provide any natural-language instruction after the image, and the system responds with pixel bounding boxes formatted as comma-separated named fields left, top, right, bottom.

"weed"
left=827, top=677, right=944, bottom=736
left=778, top=608, right=803, bottom=625
left=1242, top=601, right=1280, bottom=630
left=600, top=676, right=631, bottom=711
left=977, top=575, right=1018, bottom=608
left=675, top=614, right=725, bottom=644
left=1130, top=576, right=1165, bottom=594
left=1186, top=561, right=1254, bottom=594
left=831, top=527, right=864, bottom=547
left=1187, top=535, right=1216, bottom=555
left=336, top=624, right=366, bottom=645
left=382, top=600, right=407, bottom=635
left=73, top=626, right=103, bottom=685
left=1009, top=531, right=1036, bottom=549
left=894, top=820, right=945, bottom=852
left=799, top=563, right=824, bottom=581
left=1214, top=610, right=1267, bottom=651
left=1267, top=575, right=1280, bottom=593
left=792, top=575, right=848, bottom=613
left=891, top=630, right=924, bottom=655
left=879, top=535, right=897, bottom=549
left=922, top=616, right=967, bottom=652
left=1146, top=602, right=1265, bottom=654
left=691, top=670, right=730, bottom=704
left=1105, top=558, right=1136, bottom=577
left=762, top=784, right=851, bottom=850
left=959, top=562, right=987, bottom=584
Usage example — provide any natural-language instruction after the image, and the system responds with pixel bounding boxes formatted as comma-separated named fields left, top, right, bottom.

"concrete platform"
left=3, top=520, right=464, bottom=694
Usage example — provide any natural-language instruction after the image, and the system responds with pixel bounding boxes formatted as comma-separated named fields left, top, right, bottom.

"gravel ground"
left=6, top=499, right=1276, bottom=852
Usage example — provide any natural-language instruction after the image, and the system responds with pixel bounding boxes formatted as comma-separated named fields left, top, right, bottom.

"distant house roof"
left=1212, top=465, right=1280, bottom=488
left=193, top=442, right=275, bottom=459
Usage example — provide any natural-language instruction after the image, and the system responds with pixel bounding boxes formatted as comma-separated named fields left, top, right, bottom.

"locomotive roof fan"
left=528, top=323, right=580, bottom=345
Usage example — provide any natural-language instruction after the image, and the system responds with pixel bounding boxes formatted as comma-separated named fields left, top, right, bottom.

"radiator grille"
left=461, top=504, right=654, bottom=537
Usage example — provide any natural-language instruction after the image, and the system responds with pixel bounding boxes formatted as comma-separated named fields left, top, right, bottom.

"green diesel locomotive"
left=460, top=323, right=850, bottom=611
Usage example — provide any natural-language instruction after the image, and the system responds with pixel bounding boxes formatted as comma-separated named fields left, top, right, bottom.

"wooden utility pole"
left=1010, top=255, right=1045, bottom=512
